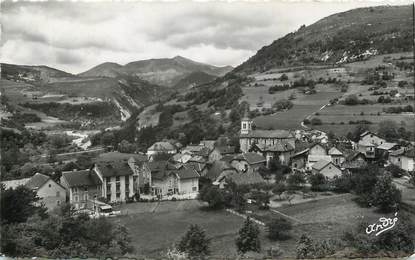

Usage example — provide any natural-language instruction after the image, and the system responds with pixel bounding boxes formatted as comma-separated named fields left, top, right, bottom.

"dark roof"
left=216, top=146, right=236, bottom=155
left=312, top=160, right=332, bottom=171
left=291, top=149, right=309, bottom=158
left=403, top=148, right=415, bottom=158
left=221, top=154, right=236, bottom=163
left=25, top=173, right=50, bottom=190
left=185, top=161, right=206, bottom=172
left=96, top=161, right=134, bottom=177
left=233, top=152, right=266, bottom=165
left=62, top=170, right=102, bottom=187
left=148, top=161, right=178, bottom=180
left=254, top=142, right=294, bottom=152
left=224, top=171, right=265, bottom=186
left=240, top=129, right=293, bottom=139
left=194, top=147, right=211, bottom=157
left=206, top=160, right=236, bottom=180
left=177, top=166, right=200, bottom=179
left=344, top=150, right=365, bottom=161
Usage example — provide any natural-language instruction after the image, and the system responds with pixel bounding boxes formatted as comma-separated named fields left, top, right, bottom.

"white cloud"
left=0, top=1, right=412, bottom=73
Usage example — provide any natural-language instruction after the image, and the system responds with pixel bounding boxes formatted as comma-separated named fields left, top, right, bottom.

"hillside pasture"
left=311, top=103, right=415, bottom=136
left=253, top=90, right=341, bottom=130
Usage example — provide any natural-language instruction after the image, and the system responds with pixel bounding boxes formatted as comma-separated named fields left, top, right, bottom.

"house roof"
left=172, top=153, right=192, bottom=163
left=96, top=161, right=134, bottom=177
left=206, top=160, right=236, bottom=180
left=344, top=150, right=365, bottom=161
left=185, top=161, right=206, bottom=173
left=199, top=140, right=216, bottom=150
left=62, top=170, right=102, bottom=187
left=376, top=142, right=398, bottom=151
left=389, top=148, right=405, bottom=157
left=254, top=142, right=294, bottom=152
left=224, top=170, right=265, bottom=186
left=240, top=129, right=293, bottom=139
left=403, top=148, right=415, bottom=158
left=216, top=146, right=236, bottom=155
left=360, top=131, right=379, bottom=138
left=188, top=155, right=206, bottom=163
left=308, top=155, right=332, bottom=163
left=233, top=152, right=266, bottom=165
left=328, top=147, right=343, bottom=156
left=148, top=141, right=176, bottom=152
left=148, top=161, right=178, bottom=180
left=25, top=173, right=50, bottom=190
left=194, top=147, right=211, bottom=157
left=312, top=160, right=333, bottom=171
left=292, top=149, right=309, bottom=158
left=177, top=166, right=200, bottom=180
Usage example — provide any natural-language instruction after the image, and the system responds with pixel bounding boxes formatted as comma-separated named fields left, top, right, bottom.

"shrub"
left=310, top=118, right=322, bottom=125
left=371, top=174, right=401, bottom=212
left=309, top=173, right=328, bottom=191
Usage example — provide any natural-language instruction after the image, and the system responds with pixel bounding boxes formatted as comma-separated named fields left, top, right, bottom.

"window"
left=57, top=200, right=61, bottom=205
left=242, top=123, right=247, bottom=129
left=49, top=184, right=51, bottom=188
left=106, top=183, right=111, bottom=193
left=74, top=195, right=79, bottom=202
left=106, top=193, right=111, bottom=201
left=116, top=183, right=120, bottom=193
left=116, top=193, right=120, bottom=199
left=192, top=186, right=197, bottom=192
left=84, top=187, right=88, bottom=192
left=56, top=191, right=60, bottom=197
left=73, top=187, right=78, bottom=194
left=83, top=194, right=88, bottom=201
left=116, top=176, right=120, bottom=182
left=106, top=177, right=111, bottom=183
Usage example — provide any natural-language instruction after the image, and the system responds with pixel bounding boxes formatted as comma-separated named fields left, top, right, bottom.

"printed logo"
left=366, top=212, right=398, bottom=236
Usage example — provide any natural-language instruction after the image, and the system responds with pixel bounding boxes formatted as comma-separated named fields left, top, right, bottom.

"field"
left=110, top=193, right=413, bottom=258
left=253, top=89, right=341, bottom=130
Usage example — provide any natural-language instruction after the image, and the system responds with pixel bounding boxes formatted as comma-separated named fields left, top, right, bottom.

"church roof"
left=240, top=129, right=293, bottom=139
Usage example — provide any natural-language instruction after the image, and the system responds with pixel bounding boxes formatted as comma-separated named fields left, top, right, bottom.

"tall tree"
left=1, top=185, right=47, bottom=224
left=235, top=217, right=261, bottom=254
left=371, top=174, right=401, bottom=212
left=177, top=224, right=210, bottom=258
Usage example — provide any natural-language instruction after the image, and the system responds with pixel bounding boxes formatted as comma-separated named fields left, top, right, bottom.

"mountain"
left=78, top=56, right=233, bottom=87
left=1, top=63, right=75, bottom=83
left=234, top=5, right=413, bottom=74
left=173, top=71, right=217, bottom=90
left=1, top=63, right=173, bottom=122
left=77, top=62, right=124, bottom=78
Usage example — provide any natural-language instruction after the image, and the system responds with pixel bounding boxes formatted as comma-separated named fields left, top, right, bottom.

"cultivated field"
left=110, top=194, right=414, bottom=258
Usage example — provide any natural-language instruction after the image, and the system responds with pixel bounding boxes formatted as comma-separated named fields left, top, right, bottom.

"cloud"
left=0, top=1, right=412, bottom=74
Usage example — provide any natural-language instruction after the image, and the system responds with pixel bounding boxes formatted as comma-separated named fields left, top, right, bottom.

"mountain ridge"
left=78, top=56, right=233, bottom=87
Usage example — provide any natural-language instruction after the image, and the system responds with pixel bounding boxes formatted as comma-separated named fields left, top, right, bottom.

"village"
left=3, top=111, right=414, bottom=218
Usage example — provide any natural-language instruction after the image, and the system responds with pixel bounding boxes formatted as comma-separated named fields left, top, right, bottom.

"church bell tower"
left=240, top=109, right=252, bottom=135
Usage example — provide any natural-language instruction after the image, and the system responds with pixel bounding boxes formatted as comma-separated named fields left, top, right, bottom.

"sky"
left=0, top=0, right=412, bottom=74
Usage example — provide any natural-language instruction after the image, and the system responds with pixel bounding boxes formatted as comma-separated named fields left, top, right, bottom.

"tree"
left=371, top=174, right=401, bottom=212
left=273, top=99, right=293, bottom=111
left=177, top=225, right=210, bottom=258
left=1, top=185, right=47, bottom=224
left=198, top=186, right=225, bottom=209
left=296, top=234, right=314, bottom=259
left=267, top=218, right=292, bottom=240
left=287, top=172, right=306, bottom=190
left=251, top=191, right=271, bottom=210
left=344, top=94, right=359, bottom=105
left=280, top=74, right=288, bottom=81
left=272, top=183, right=286, bottom=200
left=118, top=139, right=136, bottom=153
left=309, top=173, right=327, bottom=191
left=235, top=217, right=261, bottom=254
left=378, top=120, right=399, bottom=141
left=310, top=118, right=322, bottom=125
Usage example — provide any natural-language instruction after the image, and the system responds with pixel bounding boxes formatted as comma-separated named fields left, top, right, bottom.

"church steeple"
left=240, top=108, right=252, bottom=135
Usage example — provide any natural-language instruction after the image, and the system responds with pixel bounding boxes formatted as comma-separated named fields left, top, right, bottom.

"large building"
left=239, top=113, right=295, bottom=155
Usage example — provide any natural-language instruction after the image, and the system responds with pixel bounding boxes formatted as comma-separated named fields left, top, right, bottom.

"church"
left=239, top=113, right=296, bottom=164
